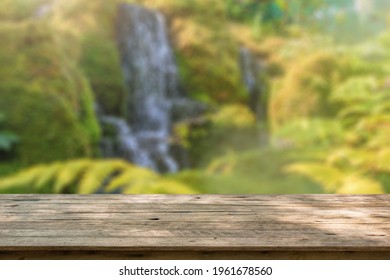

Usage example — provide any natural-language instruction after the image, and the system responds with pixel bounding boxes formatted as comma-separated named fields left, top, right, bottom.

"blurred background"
left=1, top=0, right=390, bottom=194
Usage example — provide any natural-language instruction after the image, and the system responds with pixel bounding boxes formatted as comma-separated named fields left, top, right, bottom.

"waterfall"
left=100, top=115, right=177, bottom=172
left=239, top=46, right=269, bottom=145
left=99, top=3, right=183, bottom=173
left=239, top=46, right=267, bottom=122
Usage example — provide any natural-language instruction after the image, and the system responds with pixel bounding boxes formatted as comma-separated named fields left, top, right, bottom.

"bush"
left=270, top=51, right=343, bottom=129
left=0, top=22, right=100, bottom=167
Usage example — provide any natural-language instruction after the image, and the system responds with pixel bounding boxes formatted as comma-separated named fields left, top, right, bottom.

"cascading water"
left=239, top=46, right=267, bottom=121
left=100, top=3, right=184, bottom=173
left=239, top=46, right=269, bottom=145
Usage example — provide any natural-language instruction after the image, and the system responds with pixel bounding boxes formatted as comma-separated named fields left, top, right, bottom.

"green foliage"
left=226, top=0, right=305, bottom=23
left=2, top=0, right=390, bottom=196
left=186, top=105, right=259, bottom=167
left=225, top=0, right=325, bottom=34
left=273, top=118, right=344, bottom=149
left=0, top=0, right=47, bottom=20
left=171, top=148, right=323, bottom=194
left=79, top=30, right=126, bottom=116
left=331, top=76, right=378, bottom=104
left=0, top=131, right=18, bottom=152
left=286, top=162, right=384, bottom=194
left=0, top=112, right=18, bottom=152
left=0, top=20, right=100, bottom=168
left=270, top=51, right=343, bottom=129
left=285, top=49, right=390, bottom=194
left=173, top=15, right=246, bottom=104
left=0, top=159, right=198, bottom=194
left=211, top=104, right=256, bottom=128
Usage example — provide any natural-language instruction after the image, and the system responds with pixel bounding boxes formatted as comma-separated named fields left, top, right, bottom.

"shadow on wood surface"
left=0, top=195, right=389, bottom=259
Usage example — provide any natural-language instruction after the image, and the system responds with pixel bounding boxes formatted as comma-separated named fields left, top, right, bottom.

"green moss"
left=80, top=32, right=126, bottom=116
left=0, top=21, right=100, bottom=169
left=50, top=0, right=126, bottom=116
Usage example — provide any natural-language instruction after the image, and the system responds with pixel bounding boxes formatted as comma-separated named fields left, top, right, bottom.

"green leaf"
left=338, top=175, right=384, bottom=194
left=0, top=159, right=197, bottom=194
left=285, top=163, right=345, bottom=192
left=0, top=131, right=19, bottom=151
left=53, top=160, right=91, bottom=193
left=0, top=112, right=5, bottom=123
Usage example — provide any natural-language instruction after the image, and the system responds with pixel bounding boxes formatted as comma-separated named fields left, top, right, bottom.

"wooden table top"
left=1, top=194, right=389, bottom=254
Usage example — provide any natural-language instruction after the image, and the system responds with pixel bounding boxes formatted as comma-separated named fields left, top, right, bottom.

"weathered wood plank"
left=0, top=195, right=389, bottom=259
left=2, top=194, right=390, bottom=206
left=1, top=221, right=388, bottom=231
left=2, top=250, right=390, bottom=260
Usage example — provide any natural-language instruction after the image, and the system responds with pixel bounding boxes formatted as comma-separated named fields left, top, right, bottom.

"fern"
left=53, top=160, right=91, bottom=193
left=105, top=167, right=158, bottom=193
left=337, top=175, right=383, bottom=194
left=285, top=162, right=384, bottom=194
left=331, top=76, right=377, bottom=104
left=0, top=166, right=45, bottom=193
left=285, top=163, right=345, bottom=193
left=77, top=160, right=127, bottom=194
left=34, top=163, right=63, bottom=193
left=285, top=69, right=390, bottom=194
left=337, top=105, right=371, bottom=127
left=363, top=148, right=390, bottom=173
left=122, top=179, right=195, bottom=194
left=0, top=159, right=198, bottom=194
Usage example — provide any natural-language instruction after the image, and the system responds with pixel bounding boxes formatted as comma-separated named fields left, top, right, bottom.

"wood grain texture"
left=0, top=194, right=389, bottom=259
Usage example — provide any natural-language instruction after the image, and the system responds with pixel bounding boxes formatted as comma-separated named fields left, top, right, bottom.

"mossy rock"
left=0, top=21, right=100, bottom=168
left=80, top=32, right=126, bottom=116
